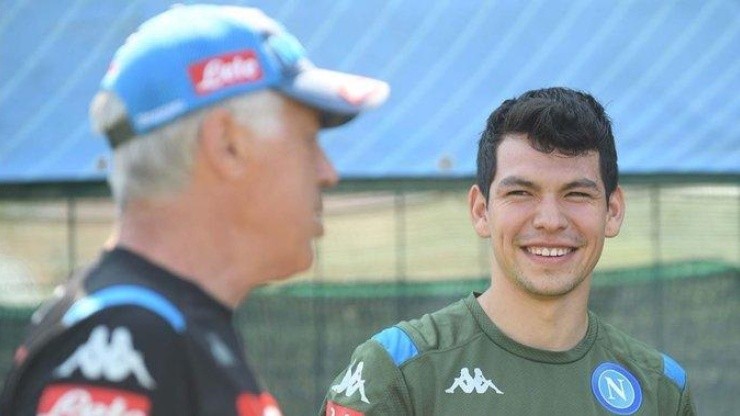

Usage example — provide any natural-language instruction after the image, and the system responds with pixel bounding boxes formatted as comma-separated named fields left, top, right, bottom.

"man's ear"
left=198, top=107, right=247, bottom=179
left=605, top=185, right=626, bottom=238
left=469, top=185, right=491, bottom=238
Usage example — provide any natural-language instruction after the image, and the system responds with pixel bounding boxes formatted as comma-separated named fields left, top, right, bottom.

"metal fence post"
left=395, top=190, right=407, bottom=320
left=66, top=196, right=77, bottom=276
left=649, top=184, right=664, bottom=349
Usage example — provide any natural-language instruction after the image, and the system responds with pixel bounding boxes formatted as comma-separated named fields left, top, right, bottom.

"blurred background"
left=1, top=1, right=738, bottom=414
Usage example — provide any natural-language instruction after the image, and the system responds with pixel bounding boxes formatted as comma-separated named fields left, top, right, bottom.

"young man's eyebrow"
left=562, top=179, right=600, bottom=191
left=497, top=176, right=537, bottom=189
left=496, top=177, right=601, bottom=193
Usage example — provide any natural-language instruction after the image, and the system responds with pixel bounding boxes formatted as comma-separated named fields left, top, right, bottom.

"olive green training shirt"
left=320, top=293, right=695, bottom=415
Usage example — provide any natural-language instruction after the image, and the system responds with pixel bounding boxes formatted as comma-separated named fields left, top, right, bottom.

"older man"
left=0, top=4, right=388, bottom=415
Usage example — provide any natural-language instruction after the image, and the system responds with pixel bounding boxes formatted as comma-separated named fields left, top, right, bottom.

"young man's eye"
left=507, top=190, right=529, bottom=196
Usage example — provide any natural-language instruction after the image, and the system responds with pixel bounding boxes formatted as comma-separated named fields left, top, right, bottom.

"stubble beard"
left=512, top=263, right=588, bottom=298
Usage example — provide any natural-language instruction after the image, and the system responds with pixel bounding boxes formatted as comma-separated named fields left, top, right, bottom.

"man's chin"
left=314, top=222, right=325, bottom=237
left=280, top=248, right=315, bottom=279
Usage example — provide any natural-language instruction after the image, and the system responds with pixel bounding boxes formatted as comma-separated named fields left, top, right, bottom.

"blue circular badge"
left=591, top=362, right=642, bottom=415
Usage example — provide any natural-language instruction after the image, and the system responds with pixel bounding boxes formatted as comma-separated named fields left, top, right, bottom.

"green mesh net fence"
left=2, top=260, right=735, bottom=415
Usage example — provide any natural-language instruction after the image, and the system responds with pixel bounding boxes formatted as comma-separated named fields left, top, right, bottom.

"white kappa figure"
left=331, top=361, right=370, bottom=404
left=445, top=367, right=504, bottom=394
left=55, top=325, right=156, bottom=389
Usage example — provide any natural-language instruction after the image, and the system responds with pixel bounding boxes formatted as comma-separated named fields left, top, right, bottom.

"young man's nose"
left=532, top=196, right=568, bottom=231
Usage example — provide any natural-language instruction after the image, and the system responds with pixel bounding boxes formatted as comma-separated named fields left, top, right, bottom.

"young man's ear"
left=198, top=107, right=247, bottom=179
left=469, top=185, right=491, bottom=238
left=605, top=185, right=626, bottom=238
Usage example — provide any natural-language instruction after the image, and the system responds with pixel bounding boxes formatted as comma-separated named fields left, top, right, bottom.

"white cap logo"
left=189, top=50, right=264, bottom=95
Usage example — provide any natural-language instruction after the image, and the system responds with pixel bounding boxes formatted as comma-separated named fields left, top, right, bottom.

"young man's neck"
left=477, top=280, right=591, bottom=351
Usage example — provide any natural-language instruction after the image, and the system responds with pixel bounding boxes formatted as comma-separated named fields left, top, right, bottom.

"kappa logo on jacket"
left=445, top=367, right=504, bottom=394
left=331, top=361, right=370, bottom=404
left=55, top=326, right=156, bottom=389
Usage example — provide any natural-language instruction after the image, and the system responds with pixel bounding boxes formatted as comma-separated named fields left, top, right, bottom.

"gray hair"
left=90, top=90, right=285, bottom=210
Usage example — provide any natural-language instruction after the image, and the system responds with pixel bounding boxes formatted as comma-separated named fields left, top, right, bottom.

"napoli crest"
left=591, top=362, right=642, bottom=415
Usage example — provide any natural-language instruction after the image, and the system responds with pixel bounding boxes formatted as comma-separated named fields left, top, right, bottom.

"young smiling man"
left=321, top=87, right=696, bottom=415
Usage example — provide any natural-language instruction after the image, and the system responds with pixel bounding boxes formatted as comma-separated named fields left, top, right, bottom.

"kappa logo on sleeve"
left=55, top=325, right=156, bottom=389
left=326, top=400, right=364, bottom=416
left=37, top=383, right=151, bottom=416
left=331, top=361, right=370, bottom=404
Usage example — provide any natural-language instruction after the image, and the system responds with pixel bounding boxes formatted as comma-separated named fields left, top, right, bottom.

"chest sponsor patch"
left=37, top=383, right=151, bottom=416
left=236, top=392, right=282, bottom=416
left=326, top=400, right=364, bottom=416
left=55, top=325, right=156, bottom=389
left=591, top=362, right=643, bottom=415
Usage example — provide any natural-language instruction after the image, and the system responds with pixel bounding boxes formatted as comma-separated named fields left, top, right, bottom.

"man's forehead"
left=494, top=135, right=603, bottom=186
left=497, top=134, right=600, bottom=163
left=284, top=97, right=322, bottom=130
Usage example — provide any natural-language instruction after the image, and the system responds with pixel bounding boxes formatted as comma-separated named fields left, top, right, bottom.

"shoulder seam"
left=598, top=341, right=687, bottom=393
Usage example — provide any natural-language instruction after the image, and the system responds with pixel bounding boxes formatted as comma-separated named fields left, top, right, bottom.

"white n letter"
left=605, top=376, right=627, bottom=401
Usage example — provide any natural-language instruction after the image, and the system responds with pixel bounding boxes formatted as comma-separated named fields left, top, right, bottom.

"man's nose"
left=318, top=148, right=339, bottom=188
left=532, top=196, right=568, bottom=231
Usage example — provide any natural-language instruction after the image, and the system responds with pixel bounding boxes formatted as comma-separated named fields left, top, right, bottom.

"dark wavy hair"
left=476, top=87, right=618, bottom=201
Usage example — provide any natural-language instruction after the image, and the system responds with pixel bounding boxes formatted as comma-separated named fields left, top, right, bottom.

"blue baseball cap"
left=99, top=4, right=390, bottom=147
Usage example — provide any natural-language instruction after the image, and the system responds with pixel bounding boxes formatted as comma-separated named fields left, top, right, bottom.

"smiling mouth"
left=525, top=246, right=575, bottom=257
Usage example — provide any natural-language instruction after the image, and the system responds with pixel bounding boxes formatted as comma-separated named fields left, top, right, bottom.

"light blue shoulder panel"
left=62, top=285, right=186, bottom=333
left=662, top=353, right=687, bottom=390
left=372, top=326, right=419, bottom=367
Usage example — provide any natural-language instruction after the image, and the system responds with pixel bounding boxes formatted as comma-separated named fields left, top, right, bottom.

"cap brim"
left=277, top=67, right=390, bottom=128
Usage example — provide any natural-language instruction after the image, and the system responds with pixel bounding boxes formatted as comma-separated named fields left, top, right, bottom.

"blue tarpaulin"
left=1, top=0, right=738, bottom=184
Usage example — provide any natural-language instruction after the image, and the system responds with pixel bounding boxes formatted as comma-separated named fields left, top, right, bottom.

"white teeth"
left=527, top=247, right=572, bottom=257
